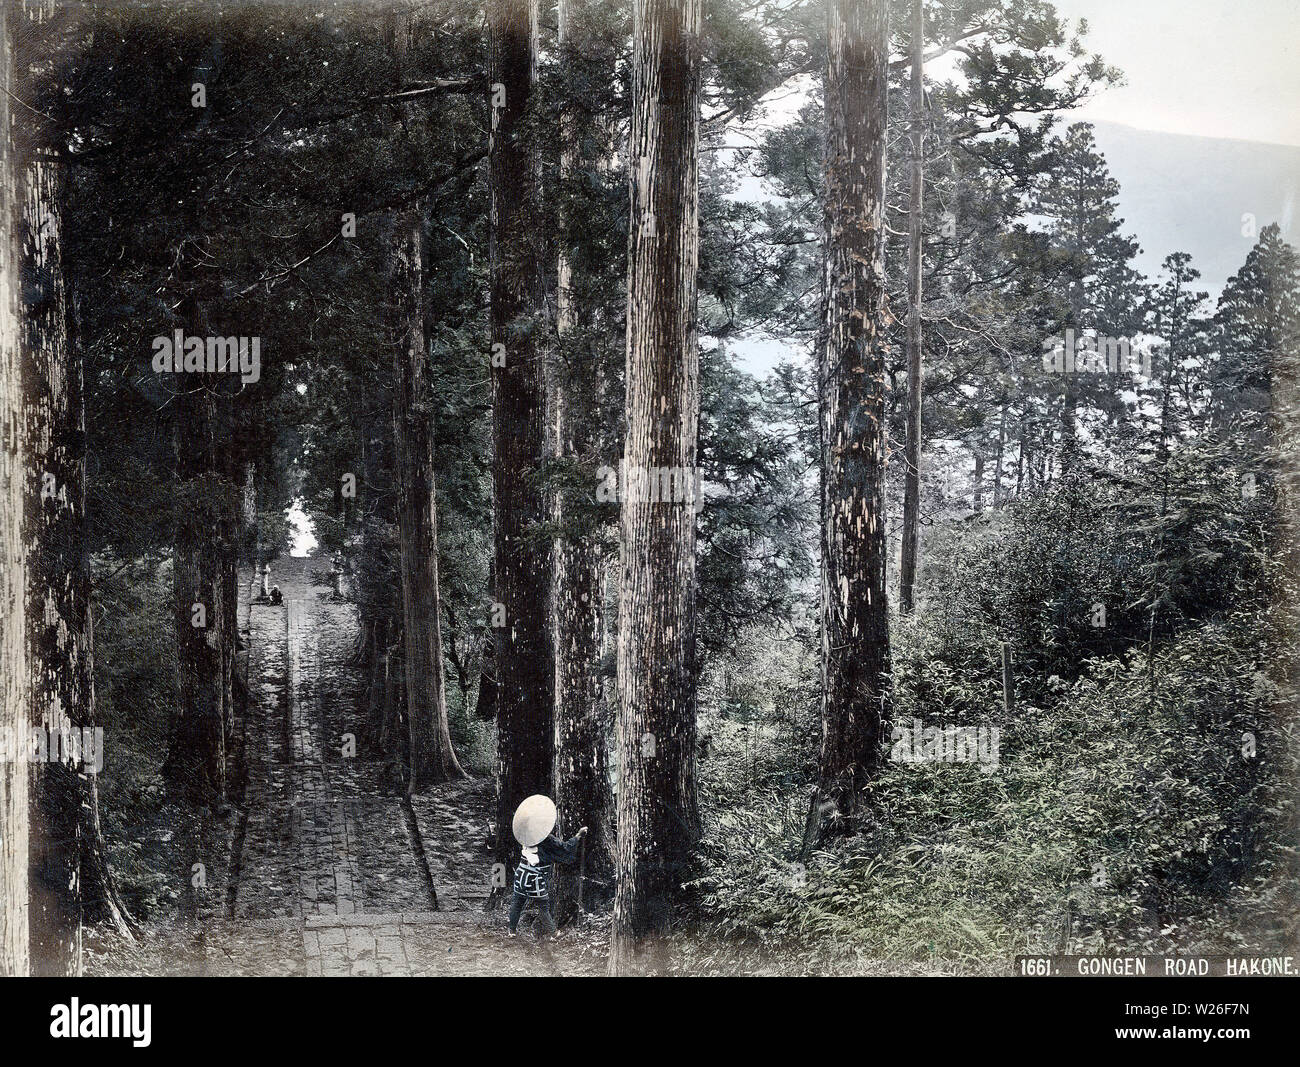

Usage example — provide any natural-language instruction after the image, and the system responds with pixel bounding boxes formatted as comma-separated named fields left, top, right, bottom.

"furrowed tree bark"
left=813, top=0, right=892, bottom=834
left=22, top=104, right=81, bottom=975
left=489, top=0, right=554, bottom=871
left=357, top=369, right=398, bottom=752
left=161, top=289, right=227, bottom=810
left=552, top=0, right=614, bottom=923
left=390, top=206, right=464, bottom=789
left=610, top=0, right=702, bottom=976
left=898, top=0, right=923, bottom=616
left=0, top=0, right=30, bottom=976
left=156, top=92, right=238, bottom=810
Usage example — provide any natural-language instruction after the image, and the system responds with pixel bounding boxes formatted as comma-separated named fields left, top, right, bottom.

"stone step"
left=305, top=910, right=446, bottom=929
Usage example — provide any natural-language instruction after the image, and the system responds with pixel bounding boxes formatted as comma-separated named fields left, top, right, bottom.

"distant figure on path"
left=508, top=794, right=586, bottom=939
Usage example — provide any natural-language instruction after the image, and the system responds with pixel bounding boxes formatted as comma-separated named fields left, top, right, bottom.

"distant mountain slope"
left=1089, top=120, right=1300, bottom=296
left=731, top=119, right=1300, bottom=377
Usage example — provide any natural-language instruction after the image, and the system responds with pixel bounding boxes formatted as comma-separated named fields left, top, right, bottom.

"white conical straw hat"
left=512, top=794, right=557, bottom=848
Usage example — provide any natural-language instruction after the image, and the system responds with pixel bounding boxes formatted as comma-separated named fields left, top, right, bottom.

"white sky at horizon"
left=727, top=0, right=1300, bottom=376
left=741, top=1, right=1300, bottom=145
left=1037, top=0, right=1300, bottom=147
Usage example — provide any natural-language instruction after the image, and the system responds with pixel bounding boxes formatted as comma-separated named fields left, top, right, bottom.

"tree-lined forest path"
left=119, top=553, right=606, bottom=976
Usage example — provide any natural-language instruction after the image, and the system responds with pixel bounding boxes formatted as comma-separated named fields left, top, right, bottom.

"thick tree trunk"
left=610, top=0, right=702, bottom=976
left=488, top=0, right=554, bottom=868
left=552, top=0, right=614, bottom=923
left=813, top=0, right=892, bottom=832
left=0, top=0, right=30, bottom=976
left=898, top=0, right=924, bottom=616
left=16, top=0, right=134, bottom=955
left=390, top=207, right=464, bottom=789
left=474, top=630, right=498, bottom=721
left=162, top=292, right=227, bottom=809
left=22, top=116, right=83, bottom=975
left=553, top=528, right=613, bottom=913
left=357, top=367, right=397, bottom=753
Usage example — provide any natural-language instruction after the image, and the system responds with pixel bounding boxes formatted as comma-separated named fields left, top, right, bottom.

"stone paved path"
left=207, top=554, right=606, bottom=977
left=85, top=553, right=948, bottom=978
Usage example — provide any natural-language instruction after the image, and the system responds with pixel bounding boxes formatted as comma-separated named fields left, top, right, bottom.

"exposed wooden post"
left=1001, top=641, right=1016, bottom=715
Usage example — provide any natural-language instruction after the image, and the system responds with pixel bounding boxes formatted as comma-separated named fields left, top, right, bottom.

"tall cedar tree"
left=20, top=0, right=133, bottom=969
left=386, top=9, right=465, bottom=790
left=0, top=0, right=29, bottom=976
left=610, top=0, right=703, bottom=975
left=1211, top=223, right=1300, bottom=433
left=489, top=0, right=555, bottom=866
left=898, top=0, right=924, bottom=614
left=390, top=204, right=466, bottom=788
left=1033, top=123, right=1142, bottom=469
left=21, top=8, right=79, bottom=973
left=813, top=0, right=891, bottom=835
left=161, top=283, right=229, bottom=810
left=160, top=103, right=238, bottom=810
left=552, top=0, right=615, bottom=920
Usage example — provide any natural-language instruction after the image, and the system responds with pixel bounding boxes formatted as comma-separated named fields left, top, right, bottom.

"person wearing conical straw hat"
left=508, top=794, right=587, bottom=939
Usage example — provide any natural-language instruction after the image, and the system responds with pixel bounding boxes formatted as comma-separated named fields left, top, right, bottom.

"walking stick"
left=576, top=833, right=587, bottom=921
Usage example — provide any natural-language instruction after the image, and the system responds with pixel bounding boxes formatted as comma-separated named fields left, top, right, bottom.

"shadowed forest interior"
left=0, top=0, right=1296, bottom=978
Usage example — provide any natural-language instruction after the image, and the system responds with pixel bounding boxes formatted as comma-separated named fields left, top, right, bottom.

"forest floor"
left=87, top=554, right=608, bottom=976
left=83, top=552, right=966, bottom=977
